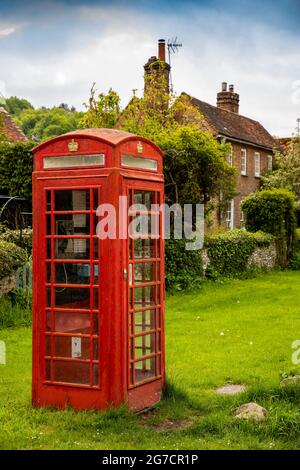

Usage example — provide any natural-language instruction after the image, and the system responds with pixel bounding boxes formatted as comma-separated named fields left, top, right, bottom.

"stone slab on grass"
left=215, top=384, right=246, bottom=395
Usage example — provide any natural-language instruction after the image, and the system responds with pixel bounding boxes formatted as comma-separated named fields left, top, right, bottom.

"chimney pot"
left=217, top=83, right=239, bottom=113
left=158, top=39, right=166, bottom=62
left=222, top=82, right=227, bottom=92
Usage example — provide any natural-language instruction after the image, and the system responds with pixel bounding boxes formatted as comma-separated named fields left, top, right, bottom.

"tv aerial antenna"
left=167, top=37, right=182, bottom=92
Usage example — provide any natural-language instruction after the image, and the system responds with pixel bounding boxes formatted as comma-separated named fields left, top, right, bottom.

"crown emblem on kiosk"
left=137, top=142, right=143, bottom=153
left=68, top=139, right=79, bottom=152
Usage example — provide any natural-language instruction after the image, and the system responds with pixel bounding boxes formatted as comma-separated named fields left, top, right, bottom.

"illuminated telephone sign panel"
left=32, top=129, right=165, bottom=412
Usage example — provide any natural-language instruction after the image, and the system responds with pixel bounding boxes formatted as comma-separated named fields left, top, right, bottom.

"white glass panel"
left=44, top=154, right=105, bottom=169
left=121, top=154, right=157, bottom=171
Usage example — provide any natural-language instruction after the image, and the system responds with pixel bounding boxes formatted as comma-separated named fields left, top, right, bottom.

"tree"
left=16, top=106, right=83, bottom=141
left=79, top=84, right=121, bottom=129
left=80, top=69, right=237, bottom=213
left=3, top=96, right=33, bottom=116
left=262, top=135, right=300, bottom=200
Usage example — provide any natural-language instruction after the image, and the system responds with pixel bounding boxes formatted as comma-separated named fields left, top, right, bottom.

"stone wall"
left=0, top=275, right=16, bottom=296
left=247, top=243, right=277, bottom=270
left=202, top=241, right=277, bottom=274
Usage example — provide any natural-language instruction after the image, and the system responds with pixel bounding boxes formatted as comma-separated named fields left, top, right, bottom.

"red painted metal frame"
left=32, top=130, right=165, bottom=412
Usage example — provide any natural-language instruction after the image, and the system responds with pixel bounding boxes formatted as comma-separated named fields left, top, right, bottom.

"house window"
left=240, top=204, right=245, bottom=229
left=226, top=148, right=233, bottom=166
left=241, top=149, right=247, bottom=175
left=226, top=200, right=234, bottom=230
left=267, top=155, right=273, bottom=172
left=255, top=152, right=261, bottom=177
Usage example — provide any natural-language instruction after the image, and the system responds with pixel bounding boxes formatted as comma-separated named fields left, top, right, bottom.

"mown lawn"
left=1, top=271, right=300, bottom=450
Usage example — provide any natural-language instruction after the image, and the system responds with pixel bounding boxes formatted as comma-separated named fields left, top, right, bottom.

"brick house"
left=141, top=40, right=278, bottom=229
left=0, top=106, right=27, bottom=142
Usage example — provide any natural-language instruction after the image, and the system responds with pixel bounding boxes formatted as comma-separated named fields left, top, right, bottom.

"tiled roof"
left=0, top=107, right=28, bottom=142
left=184, top=94, right=277, bottom=150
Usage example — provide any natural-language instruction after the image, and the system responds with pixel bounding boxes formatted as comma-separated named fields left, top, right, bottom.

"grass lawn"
left=1, top=271, right=300, bottom=450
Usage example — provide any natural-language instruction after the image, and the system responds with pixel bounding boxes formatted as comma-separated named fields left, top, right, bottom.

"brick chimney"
left=144, top=39, right=170, bottom=99
left=217, top=82, right=239, bottom=113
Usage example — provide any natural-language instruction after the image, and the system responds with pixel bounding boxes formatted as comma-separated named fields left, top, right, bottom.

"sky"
left=0, top=0, right=300, bottom=136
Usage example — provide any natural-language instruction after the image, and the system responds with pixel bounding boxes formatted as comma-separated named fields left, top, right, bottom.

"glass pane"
left=92, top=364, right=99, bottom=386
left=54, top=287, right=90, bottom=308
left=121, top=155, right=157, bottom=171
left=129, top=214, right=151, bottom=237
left=47, top=239, right=52, bottom=259
left=93, top=288, right=99, bottom=309
left=47, top=263, right=98, bottom=285
left=135, top=333, right=156, bottom=357
left=133, top=191, right=155, bottom=211
left=134, top=262, right=155, bottom=284
left=131, top=309, right=156, bottom=334
left=134, top=358, right=156, bottom=383
left=54, top=190, right=90, bottom=212
left=52, top=335, right=91, bottom=360
left=93, top=338, right=99, bottom=360
left=52, top=360, right=90, bottom=385
left=53, top=238, right=98, bottom=260
left=46, top=288, right=52, bottom=307
left=53, top=214, right=91, bottom=235
left=132, top=238, right=156, bottom=259
left=52, top=312, right=98, bottom=335
left=45, top=335, right=51, bottom=356
left=45, top=359, right=51, bottom=381
left=44, top=154, right=104, bottom=169
left=46, top=191, right=51, bottom=211
left=93, top=189, right=99, bottom=210
left=133, top=286, right=157, bottom=309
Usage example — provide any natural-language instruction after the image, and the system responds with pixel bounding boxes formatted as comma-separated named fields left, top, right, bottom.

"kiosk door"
left=37, top=182, right=104, bottom=390
left=126, top=181, right=165, bottom=389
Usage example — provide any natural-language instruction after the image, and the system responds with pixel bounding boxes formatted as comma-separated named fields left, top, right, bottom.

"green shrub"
left=205, top=229, right=274, bottom=277
left=0, top=240, right=27, bottom=280
left=0, top=227, right=32, bottom=253
left=0, top=292, right=32, bottom=329
left=0, top=140, right=34, bottom=199
left=165, top=238, right=203, bottom=291
left=241, top=189, right=296, bottom=267
left=288, top=251, right=300, bottom=271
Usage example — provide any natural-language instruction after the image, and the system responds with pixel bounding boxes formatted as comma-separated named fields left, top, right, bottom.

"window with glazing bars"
left=44, top=188, right=101, bottom=388
left=127, top=189, right=162, bottom=387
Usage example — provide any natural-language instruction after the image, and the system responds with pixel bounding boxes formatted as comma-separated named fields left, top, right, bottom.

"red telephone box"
left=32, top=128, right=165, bottom=412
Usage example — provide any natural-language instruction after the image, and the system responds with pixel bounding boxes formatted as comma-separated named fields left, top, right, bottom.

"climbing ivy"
left=205, top=229, right=274, bottom=277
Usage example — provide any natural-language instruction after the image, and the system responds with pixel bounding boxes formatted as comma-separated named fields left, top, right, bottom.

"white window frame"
left=267, top=154, right=273, bottom=172
left=255, top=152, right=261, bottom=177
left=226, top=148, right=233, bottom=166
left=241, top=148, right=247, bottom=176
left=240, top=204, right=245, bottom=229
left=226, top=199, right=234, bottom=230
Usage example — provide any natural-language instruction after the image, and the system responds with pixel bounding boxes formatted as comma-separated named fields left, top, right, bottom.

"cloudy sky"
left=0, top=0, right=299, bottom=136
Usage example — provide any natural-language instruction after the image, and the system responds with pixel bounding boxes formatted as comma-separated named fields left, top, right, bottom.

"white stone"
left=233, top=402, right=268, bottom=423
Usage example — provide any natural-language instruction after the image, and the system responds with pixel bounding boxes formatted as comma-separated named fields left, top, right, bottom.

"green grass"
left=1, top=271, right=300, bottom=449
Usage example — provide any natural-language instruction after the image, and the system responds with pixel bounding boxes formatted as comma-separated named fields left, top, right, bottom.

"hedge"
left=165, top=229, right=274, bottom=290
left=0, top=140, right=34, bottom=199
left=0, top=240, right=27, bottom=280
left=165, top=238, right=203, bottom=291
left=205, top=229, right=274, bottom=277
left=241, top=189, right=296, bottom=267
